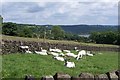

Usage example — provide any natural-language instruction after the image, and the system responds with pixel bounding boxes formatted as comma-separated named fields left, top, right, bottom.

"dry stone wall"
left=1, top=39, right=119, bottom=54
left=25, top=70, right=120, bottom=80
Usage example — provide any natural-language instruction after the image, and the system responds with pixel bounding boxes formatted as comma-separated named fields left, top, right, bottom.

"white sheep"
left=20, top=46, right=32, bottom=54
left=40, top=47, right=47, bottom=53
left=25, top=50, right=32, bottom=54
left=75, top=50, right=79, bottom=52
left=49, top=52, right=59, bottom=57
left=86, top=51, right=93, bottom=56
left=65, top=52, right=77, bottom=58
left=76, top=50, right=86, bottom=60
left=59, top=52, right=65, bottom=56
left=35, top=51, right=48, bottom=55
left=63, top=50, right=71, bottom=53
left=49, top=47, right=62, bottom=53
left=20, top=46, right=29, bottom=49
left=64, top=59, right=75, bottom=68
left=53, top=56, right=65, bottom=61
left=74, top=47, right=78, bottom=50
left=49, top=48, right=56, bottom=52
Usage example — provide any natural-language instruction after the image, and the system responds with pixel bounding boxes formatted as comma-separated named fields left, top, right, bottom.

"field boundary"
left=1, top=39, right=119, bottom=54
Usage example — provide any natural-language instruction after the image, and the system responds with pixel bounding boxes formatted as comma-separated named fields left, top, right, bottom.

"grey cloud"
left=27, top=6, right=44, bottom=13
left=1, top=2, right=118, bottom=25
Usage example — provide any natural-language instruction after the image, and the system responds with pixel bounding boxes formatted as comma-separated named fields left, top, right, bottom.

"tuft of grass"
left=1, top=51, right=118, bottom=78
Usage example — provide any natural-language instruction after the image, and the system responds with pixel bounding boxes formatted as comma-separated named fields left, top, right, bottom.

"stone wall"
left=1, top=39, right=119, bottom=54
left=25, top=70, right=120, bottom=80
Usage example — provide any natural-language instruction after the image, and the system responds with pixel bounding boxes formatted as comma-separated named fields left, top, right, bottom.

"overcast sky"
left=0, top=0, right=119, bottom=25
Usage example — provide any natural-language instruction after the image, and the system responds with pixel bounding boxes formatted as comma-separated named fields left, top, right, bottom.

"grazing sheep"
left=64, top=59, right=75, bottom=68
left=49, top=47, right=62, bottom=53
left=75, top=49, right=79, bottom=52
left=49, top=48, right=56, bottom=52
left=25, top=49, right=32, bottom=54
left=53, top=56, right=65, bottom=61
left=35, top=51, right=48, bottom=55
left=86, top=51, right=94, bottom=56
left=59, top=52, right=65, bottom=56
left=74, top=47, right=78, bottom=50
left=20, top=46, right=32, bottom=53
left=76, top=50, right=87, bottom=60
left=40, top=47, right=47, bottom=53
left=74, top=47, right=79, bottom=52
left=55, top=49, right=62, bottom=53
left=63, top=50, right=71, bottom=53
left=49, top=52, right=59, bottom=57
left=20, top=46, right=29, bottom=49
left=65, top=52, right=77, bottom=58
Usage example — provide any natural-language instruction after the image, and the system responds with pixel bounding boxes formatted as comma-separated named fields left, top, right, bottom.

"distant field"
left=1, top=51, right=118, bottom=78
left=2, top=35, right=119, bottom=48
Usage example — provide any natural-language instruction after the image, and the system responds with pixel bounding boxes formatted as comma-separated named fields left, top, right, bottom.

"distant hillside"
left=45, top=25, right=117, bottom=34
left=60, top=25, right=117, bottom=34
left=3, top=22, right=118, bottom=34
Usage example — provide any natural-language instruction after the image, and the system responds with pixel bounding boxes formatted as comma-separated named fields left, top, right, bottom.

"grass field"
left=1, top=51, right=118, bottom=78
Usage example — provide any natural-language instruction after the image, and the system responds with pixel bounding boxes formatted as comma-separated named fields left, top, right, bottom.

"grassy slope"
left=2, top=35, right=119, bottom=48
left=2, top=52, right=118, bottom=78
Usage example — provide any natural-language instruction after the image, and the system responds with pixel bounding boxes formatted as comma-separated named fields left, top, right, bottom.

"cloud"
left=1, top=1, right=118, bottom=25
left=1, top=0, right=119, bottom=2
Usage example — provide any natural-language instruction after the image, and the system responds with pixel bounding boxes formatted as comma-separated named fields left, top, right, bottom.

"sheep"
left=76, top=50, right=94, bottom=60
left=64, top=59, right=75, bottom=68
left=65, top=52, right=77, bottom=58
left=75, top=49, right=79, bottom=52
left=55, top=48, right=62, bottom=53
left=63, top=50, right=71, bottom=53
left=49, top=48, right=56, bottom=52
left=40, top=47, right=47, bottom=53
left=53, top=56, right=65, bottom=61
left=86, top=51, right=94, bottom=56
left=49, top=52, right=59, bottom=57
left=25, top=50, right=32, bottom=54
left=76, top=50, right=87, bottom=60
left=20, top=46, right=29, bottom=49
left=74, top=47, right=78, bottom=50
left=35, top=51, right=48, bottom=55
left=49, top=47, right=62, bottom=53
left=59, top=52, right=65, bottom=56
left=74, top=47, right=79, bottom=52
left=20, top=46, right=32, bottom=53
left=19, top=46, right=28, bottom=51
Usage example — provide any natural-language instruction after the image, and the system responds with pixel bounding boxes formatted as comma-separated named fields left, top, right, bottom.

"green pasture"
left=1, top=51, right=118, bottom=78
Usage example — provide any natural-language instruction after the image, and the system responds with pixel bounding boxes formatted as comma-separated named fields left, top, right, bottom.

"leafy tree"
left=2, top=22, right=18, bottom=36
left=89, top=31, right=118, bottom=44
left=17, top=26, right=33, bottom=37
left=51, top=26, right=65, bottom=40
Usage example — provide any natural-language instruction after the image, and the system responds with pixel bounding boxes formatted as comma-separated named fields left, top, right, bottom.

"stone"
left=106, top=71, right=118, bottom=80
left=115, top=70, right=120, bottom=80
left=25, top=75, right=35, bottom=80
left=41, top=75, right=54, bottom=80
left=79, top=73, right=94, bottom=80
left=94, top=74, right=109, bottom=80
left=71, top=76, right=81, bottom=80
left=53, top=73, right=71, bottom=80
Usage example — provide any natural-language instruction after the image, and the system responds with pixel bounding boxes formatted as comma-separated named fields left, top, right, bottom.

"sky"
left=0, top=0, right=119, bottom=25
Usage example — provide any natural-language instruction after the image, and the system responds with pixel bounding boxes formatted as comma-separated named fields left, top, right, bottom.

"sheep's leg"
left=80, top=54, right=82, bottom=58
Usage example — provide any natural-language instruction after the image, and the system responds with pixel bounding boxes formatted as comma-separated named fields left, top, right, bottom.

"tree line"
left=2, top=22, right=119, bottom=45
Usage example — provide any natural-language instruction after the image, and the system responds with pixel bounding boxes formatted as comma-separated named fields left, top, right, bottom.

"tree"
left=51, top=26, right=65, bottom=40
left=2, top=22, right=18, bottom=36
left=89, top=31, right=118, bottom=44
